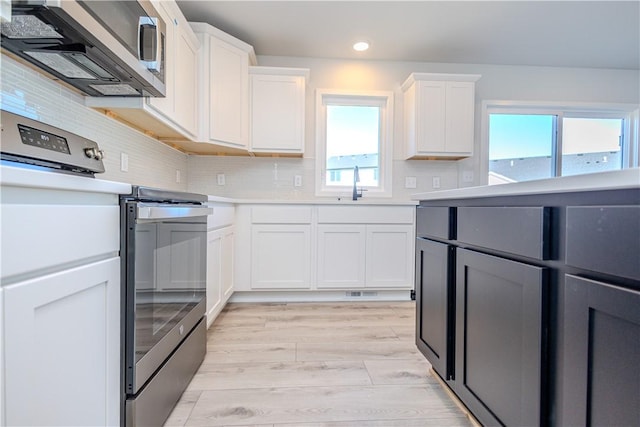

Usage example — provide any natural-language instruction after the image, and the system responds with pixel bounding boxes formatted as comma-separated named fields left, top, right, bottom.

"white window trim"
left=315, top=89, right=394, bottom=198
left=479, top=100, right=640, bottom=185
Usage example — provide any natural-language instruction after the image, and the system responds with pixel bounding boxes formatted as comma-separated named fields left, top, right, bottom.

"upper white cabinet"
left=86, top=0, right=200, bottom=141
left=191, top=22, right=257, bottom=151
left=402, top=73, right=481, bottom=159
left=249, top=66, right=309, bottom=155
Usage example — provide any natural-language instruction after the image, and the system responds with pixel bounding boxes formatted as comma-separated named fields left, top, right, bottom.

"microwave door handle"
left=137, top=205, right=213, bottom=220
left=138, top=16, right=160, bottom=72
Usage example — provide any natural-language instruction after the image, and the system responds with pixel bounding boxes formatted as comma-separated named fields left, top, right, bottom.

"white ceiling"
left=176, top=1, right=639, bottom=70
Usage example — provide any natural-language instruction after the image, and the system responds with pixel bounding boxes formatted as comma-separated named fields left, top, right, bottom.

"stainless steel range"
left=120, top=186, right=211, bottom=427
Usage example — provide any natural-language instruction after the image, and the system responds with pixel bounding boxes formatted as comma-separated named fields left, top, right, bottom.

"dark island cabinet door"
left=455, top=249, right=546, bottom=427
left=561, top=275, right=640, bottom=426
left=415, top=238, right=454, bottom=380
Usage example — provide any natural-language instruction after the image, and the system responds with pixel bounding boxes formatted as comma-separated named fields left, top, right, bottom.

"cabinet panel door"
left=317, top=225, right=366, bottom=288
left=251, top=225, right=311, bottom=289
left=209, top=38, right=249, bottom=147
left=250, top=74, right=305, bottom=153
left=561, top=275, right=640, bottom=426
left=174, top=20, right=199, bottom=138
left=417, top=81, right=446, bottom=153
left=221, top=227, right=235, bottom=299
left=206, top=229, right=223, bottom=327
left=4, top=258, right=120, bottom=427
left=366, top=225, right=413, bottom=288
left=455, top=249, right=545, bottom=427
left=444, top=81, right=474, bottom=154
left=415, top=238, right=453, bottom=379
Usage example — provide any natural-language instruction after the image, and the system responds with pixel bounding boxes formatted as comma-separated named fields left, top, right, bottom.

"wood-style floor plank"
left=165, top=301, right=472, bottom=427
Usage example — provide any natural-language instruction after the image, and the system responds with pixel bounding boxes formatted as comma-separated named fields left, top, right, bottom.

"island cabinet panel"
left=457, top=206, right=550, bottom=260
left=566, top=206, right=640, bottom=280
left=454, top=249, right=545, bottom=427
left=416, top=206, right=454, bottom=240
left=415, top=238, right=454, bottom=380
left=561, top=275, right=640, bottom=427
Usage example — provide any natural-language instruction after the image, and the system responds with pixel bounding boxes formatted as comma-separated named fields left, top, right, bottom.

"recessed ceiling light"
left=353, top=41, right=369, bottom=52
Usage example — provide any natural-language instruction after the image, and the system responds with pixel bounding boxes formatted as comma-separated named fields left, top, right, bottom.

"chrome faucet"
left=352, top=165, right=363, bottom=200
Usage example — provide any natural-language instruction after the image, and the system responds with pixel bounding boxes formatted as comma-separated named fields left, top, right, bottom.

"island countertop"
left=412, top=169, right=639, bottom=201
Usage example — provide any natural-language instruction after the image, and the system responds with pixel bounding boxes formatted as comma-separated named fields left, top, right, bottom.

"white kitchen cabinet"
left=206, top=202, right=236, bottom=327
left=366, top=225, right=414, bottom=288
left=3, top=258, right=120, bottom=427
left=0, top=164, right=128, bottom=427
left=317, top=225, right=367, bottom=288
left=403, top=73, right=481, bottom=159
left=86, top=0, right=200, bottom=141
left=251, top=225, right=312, bottom=289
left=249, top=66, right=309, bottom=155
left=191, top=22, right=256, bottom=151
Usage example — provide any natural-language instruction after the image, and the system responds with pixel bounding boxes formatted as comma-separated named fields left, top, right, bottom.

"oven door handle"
left=137, top=204, right=213, bottom=220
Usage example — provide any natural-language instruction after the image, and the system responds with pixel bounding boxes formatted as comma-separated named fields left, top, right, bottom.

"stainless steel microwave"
left=1, top=0, right=167, bottom=97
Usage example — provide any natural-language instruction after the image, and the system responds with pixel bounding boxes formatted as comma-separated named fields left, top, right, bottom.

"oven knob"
left=84, top=147, right=96, bottom=158
left=95, top=149, right=105, bottom=160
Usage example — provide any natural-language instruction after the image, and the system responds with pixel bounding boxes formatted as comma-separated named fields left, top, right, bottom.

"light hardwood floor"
left=164, top=301, right=472, bottom=427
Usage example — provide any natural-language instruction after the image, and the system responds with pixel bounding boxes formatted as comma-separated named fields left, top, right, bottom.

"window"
left=316, top=90, right=394, bottom=197
left=483, top=102, right=637, bottom=185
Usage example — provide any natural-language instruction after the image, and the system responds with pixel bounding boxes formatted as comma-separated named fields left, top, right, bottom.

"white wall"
left=188, top=55, right=639, bottom=200
left=0, top=55, right=189, bottom=191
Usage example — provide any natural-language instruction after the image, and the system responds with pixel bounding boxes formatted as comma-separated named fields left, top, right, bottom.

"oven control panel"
left=0, top=109, right=105, bottom=175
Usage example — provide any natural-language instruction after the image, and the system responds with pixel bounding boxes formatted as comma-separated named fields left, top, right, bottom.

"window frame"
left=315, top=89, right=394, bottom=198
left=480, top=100, right=639, bottom=185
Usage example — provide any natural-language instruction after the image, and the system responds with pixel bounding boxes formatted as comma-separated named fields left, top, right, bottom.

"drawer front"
left=566, top=206, right=639, bottom=280
left=208, top=204, right=235, bottom=229
left=317, top=206, right=414, bottom=224
left=251, top=206, right=312, bottom=224
left=457, top=207, right=550, bottom=260
left=1, top=204, right=120, bottom=280
left=416, top=206, right=453, bottom=239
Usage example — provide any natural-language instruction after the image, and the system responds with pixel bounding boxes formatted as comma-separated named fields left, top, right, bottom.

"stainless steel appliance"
left=120, top=186, right=211, bottom=427
left=1, top=0, right=166, bottom=97
left=0, top=109, right=104, bottom=175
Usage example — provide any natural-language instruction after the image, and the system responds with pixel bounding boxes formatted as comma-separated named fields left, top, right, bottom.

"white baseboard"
left=228, top=290, right=413, bottom=303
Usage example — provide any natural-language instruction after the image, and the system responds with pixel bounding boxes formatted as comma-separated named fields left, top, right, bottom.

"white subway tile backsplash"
left=1, top=55, right=188, bottom=191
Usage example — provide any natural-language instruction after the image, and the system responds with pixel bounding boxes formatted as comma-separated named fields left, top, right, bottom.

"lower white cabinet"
left=366, top=225, right=414, bottom=288
left=3, top=257, right=120, bottom=427
left=251, top=225, right=312, bottom=289
left=317, top=225, right=367, bottom=288
left=317, top=224, right=413, bottom=289
left=206, top=226, right=235, bottom=327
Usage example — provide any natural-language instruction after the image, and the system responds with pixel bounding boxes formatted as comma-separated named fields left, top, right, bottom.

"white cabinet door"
left=221, top=227, right=235, bottom=299
left=366, top=225, right=414, bottom=288
left=157, top=223, right=207, bottom=291
left=444, top=81, right=475, bottom=155
left=251, top=225, right=311, bottom=289
left=209, top=37, right=249, bottom=148
left=206, top=229, right=223, bottom=327
left=173, top=15, right=199, bottom=138
left=317, top=225, right=367, bottom=288
left=3, top=257, right=120, bottom=427
left=250, top=69, right=306, bottom=154
left=403, top=73, right=480, bottom=159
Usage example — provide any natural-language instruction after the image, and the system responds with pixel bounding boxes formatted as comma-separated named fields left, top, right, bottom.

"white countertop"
left=0, top=164, right=132, bottom=194
left=210, top=197, right=419, bottom=206
left=412, top=169, right=640, bottom=201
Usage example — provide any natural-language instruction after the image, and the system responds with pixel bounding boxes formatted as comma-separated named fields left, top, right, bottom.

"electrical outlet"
left=405, top=176, right=417, bottom=189
left=463, top=170, right=474, bottom=183
left=217, top=173, right=226, bottom=186
left=294, top=175, right=302, bottom=187
left=175, top=170, right=181, bottom=183
left=120, top=153, right=128, bottom=172
left=432, top=176, right=441, bottom=189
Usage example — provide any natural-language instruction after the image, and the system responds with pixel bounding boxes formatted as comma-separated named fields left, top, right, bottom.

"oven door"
left=123, top=202, right=210, bottom=395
